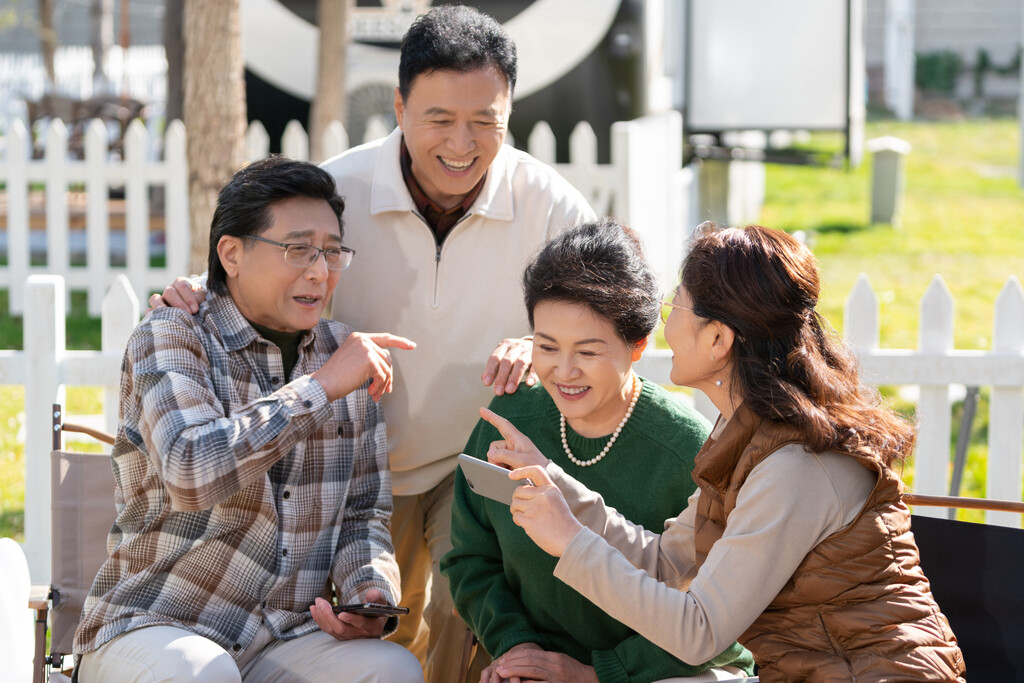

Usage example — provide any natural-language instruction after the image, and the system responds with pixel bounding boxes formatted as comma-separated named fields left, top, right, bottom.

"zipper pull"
left=436, top=244, right=442, bottom=263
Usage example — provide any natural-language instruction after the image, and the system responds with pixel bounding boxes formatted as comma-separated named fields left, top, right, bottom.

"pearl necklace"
left=560, top=375, right=641, bottom=467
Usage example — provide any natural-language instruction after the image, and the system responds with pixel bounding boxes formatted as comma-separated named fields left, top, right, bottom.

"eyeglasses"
left=245, top=235, right=355, bottom=271
left=660, top=294, right=694, bottom=323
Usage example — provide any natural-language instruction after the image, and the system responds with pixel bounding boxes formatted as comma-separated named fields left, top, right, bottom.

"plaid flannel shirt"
left=74, top=293, right=400, bottom=657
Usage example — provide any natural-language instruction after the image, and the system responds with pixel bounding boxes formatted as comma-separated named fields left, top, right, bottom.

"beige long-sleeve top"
left=548, top=430, right=876, bottom=666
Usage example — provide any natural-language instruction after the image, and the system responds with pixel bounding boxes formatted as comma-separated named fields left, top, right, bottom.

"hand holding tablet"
left=458, top=453, right=534, bottom=505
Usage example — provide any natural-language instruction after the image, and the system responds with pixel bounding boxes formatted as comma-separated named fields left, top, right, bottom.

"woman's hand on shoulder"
left=482, top=336, right=537, bottom=396
left=148, top=276, right=207, bottom=314
left=479, top=407, right=549, bottom=469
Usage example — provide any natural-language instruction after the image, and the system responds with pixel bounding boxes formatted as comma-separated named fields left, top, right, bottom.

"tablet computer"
left=458, top=453, right=533, bottom=505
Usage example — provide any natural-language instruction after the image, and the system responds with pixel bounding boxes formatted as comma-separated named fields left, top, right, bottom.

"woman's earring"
left=715, top=379, right=723, bottom=387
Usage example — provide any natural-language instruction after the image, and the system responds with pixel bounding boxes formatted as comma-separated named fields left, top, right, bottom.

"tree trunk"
left=89, top=0, right=113, bottom=92
left=38, top=0, right=56, bottom=85
left=309, top=0, right=350, bottom=163
left=164, top=0, right=184, bottom=124
left=184, top=0, right=246, bottom=274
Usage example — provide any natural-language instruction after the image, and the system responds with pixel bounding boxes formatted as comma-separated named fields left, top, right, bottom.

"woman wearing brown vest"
left=478, top=224, right=965, bottom=681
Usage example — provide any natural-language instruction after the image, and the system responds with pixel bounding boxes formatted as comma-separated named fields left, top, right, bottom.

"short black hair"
left=524, top=218, right=660, bottom=345
left=398, top=5, right=517, bottom=100
left=207, top=156, right=344, bottom=295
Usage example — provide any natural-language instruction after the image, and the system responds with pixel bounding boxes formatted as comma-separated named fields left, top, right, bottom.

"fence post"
left=527, top=121, right=556, bottom=165
left=844, top=274, right=880, bottom=353
left=164, top=120, right=190, bottom=283
left=610, top=113, right=683, bottom=292
left=45, top=120, right=71, bottom=313
left=914, top=275, right=954, bottom=517
left=102, top=275, right=139, bottom=434
left=568, top=121, right=599, bottom=167
left=23, top=275, right=66, bottom=584
left=7, top=119, right=30, bottom=315
left=282, top=120, right=310, bottom=161
left=322, top=120, right=349, bottom=161
left=987, top=276, right=1024, bottom=526
left=246, top=120, right=270, bottom=162
left=363, top=116, right=390, bottom=144
left=610, top=120, right=634, bottom=237
left=124, top=119, right=149, bottom=305
left=564, top=120, right=615, bottom=216
left=85, top=119, right=111, bottom=317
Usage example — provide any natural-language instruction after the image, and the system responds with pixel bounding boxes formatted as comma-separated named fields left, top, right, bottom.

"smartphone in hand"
left=332, top=602, right=410, bottom=617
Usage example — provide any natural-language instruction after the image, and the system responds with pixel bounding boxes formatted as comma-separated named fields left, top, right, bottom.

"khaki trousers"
left=388, top=471, right=467, bottom=683
left=78, top=623, right=423, bottom=682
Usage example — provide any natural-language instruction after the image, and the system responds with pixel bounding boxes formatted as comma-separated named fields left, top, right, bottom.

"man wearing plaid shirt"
left=73, top=158, right=422, bottom=682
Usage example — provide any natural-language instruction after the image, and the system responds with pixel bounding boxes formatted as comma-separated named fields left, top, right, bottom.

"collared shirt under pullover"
left=321, top=128, right=596, bottom=495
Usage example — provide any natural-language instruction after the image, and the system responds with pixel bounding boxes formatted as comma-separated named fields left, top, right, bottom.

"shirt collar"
left=400, top=137, right=486, bottom=219
left=207, top=291, right=316, bottom=352
left=369, top=127, right=514, bottom=222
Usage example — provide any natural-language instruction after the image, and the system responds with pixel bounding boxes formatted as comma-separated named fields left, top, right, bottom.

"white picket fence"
left=844, top=274, right=1024, bottom=528
left=0, top=118, right=187, bottom=317
left=4, top=269, right=1023, bottom=582
left=0, top=275, right=139, bottom=585
left=0, top=111, right=694, bottom=317
left=635, top=273, right=1024, bottom=527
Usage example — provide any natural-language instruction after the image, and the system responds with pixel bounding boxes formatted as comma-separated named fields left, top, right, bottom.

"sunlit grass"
left=761, top=118, right=1023, bottom=350
left=761, top=118, right=1023, bottom=521
left=0, top=385, right=105, bottom=539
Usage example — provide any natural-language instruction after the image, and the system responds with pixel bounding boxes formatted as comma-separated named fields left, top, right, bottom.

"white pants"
left=656, top=665, right=750, bottom=681
left=77, top=623, right=423, bottom=682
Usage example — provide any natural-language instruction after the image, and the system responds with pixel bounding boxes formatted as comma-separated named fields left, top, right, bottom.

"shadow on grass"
left=0, top=507, right=25, bottom=541
left=813, top=221, right=875, bottom=235
left=0, top=289, right=101, bottom=350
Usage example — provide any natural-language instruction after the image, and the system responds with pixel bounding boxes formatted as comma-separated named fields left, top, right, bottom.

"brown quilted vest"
left=691, top=404, right=965, bottom=682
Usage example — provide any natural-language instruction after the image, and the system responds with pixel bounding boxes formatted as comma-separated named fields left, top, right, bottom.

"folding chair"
left=456, top=613, right=480, bottom=683
left=904, top=493, right=1024, bottom=679
left=29, top=405, right=117, bottom=683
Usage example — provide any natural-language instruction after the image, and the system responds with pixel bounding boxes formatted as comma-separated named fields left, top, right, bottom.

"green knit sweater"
left=441, top=380, right=754, bottom=683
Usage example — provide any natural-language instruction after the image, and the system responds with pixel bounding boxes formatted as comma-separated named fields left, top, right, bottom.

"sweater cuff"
left=494, top=630, right=551, bottom=658
left=590, top=648, right=630, bottom=683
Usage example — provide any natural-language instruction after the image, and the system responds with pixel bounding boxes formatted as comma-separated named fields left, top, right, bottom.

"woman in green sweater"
left=441, top=219, right=753, bottom=683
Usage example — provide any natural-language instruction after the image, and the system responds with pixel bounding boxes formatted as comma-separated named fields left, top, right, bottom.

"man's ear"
left=393, top=87, right=405, bottom=130
left=217, top=236, right=244, bottom=279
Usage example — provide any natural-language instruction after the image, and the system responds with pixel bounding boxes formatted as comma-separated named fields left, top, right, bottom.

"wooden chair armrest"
left=28, top=585, right=50, bottom=611
left=903, top=493, right=1024, bottom=514
left=61, top=422, right=115, bottom=446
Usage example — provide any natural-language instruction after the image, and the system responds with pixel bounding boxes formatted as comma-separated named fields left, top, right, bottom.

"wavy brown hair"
left=680, top=223, right=914, bottom=465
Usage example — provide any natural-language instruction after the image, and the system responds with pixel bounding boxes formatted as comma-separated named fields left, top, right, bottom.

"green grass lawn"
left=1, top=117, right=1021, bottom=537
left=761, top=118, right=1023, bottom=350
left=760, top=117, right=1023, bottom=523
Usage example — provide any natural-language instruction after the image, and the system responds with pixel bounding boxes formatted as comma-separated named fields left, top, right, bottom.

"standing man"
left=321, top=8, right=594, bottom=680
left=157, top=7, right=595, bottom=680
